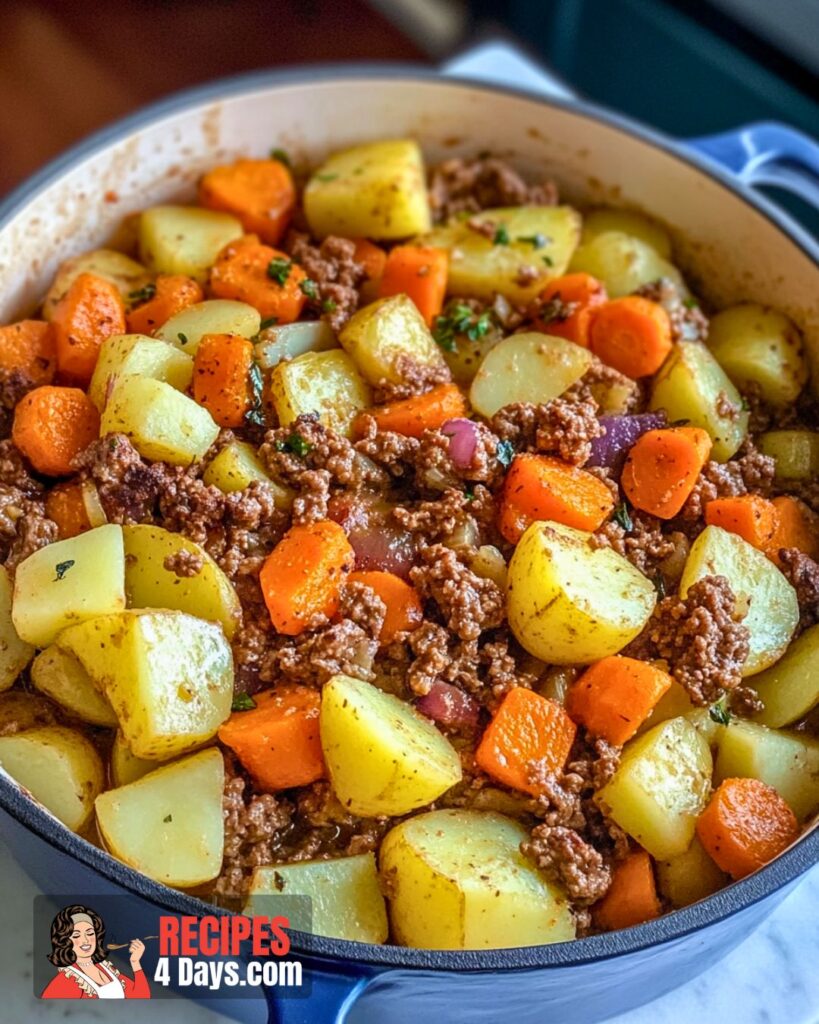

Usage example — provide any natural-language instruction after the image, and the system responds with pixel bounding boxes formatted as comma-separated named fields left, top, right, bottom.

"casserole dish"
left=0, top=56, right=818, bottom=1024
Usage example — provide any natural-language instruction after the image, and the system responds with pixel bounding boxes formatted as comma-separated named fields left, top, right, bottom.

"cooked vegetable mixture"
left=0, top=140, right=817, bottom=949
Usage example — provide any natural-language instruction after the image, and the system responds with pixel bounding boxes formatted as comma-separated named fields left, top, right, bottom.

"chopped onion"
left=416, top=682, right=480, bottom=731
left=81, top=481, right=108, bottom=527
left=441, top=417, right=479, bottom=469
left=254, top=320, right=336, bottom=370
left=350, top=527, right=416, bottom=580
left=587, top=412, right=667, bottom=472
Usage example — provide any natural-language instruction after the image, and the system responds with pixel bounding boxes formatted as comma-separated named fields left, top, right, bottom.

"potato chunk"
left=88, top=333, right=193, bottom=410
left=680, top=525, right=798, bottom=676
left=110, top=731, right=163, bottom=787
left=656, top=836, right=727, bottom=908
left=31, top=646, right=117, bottom=727
left=43, top=249, right=151, bottom=321
left=95, top=748, right=224, bottom=886
left=12, top=524, right=126, bottom=647
left=139, top=205, right=243, bottom=282
left=649, top=341, right=748, bottom=461
left=320, top=674, right=462, bottom=816
left=269, top=349, right=371, bottom=439
left=507, top=521, right=656, bottom=664
left=155, top=299, right=261, bottom=355
left=203, top=440, right=293, bottom=508
left=596, top=717, right=713, bottom=860
left=255, top=321, right=337, bottom=369
left=380, top=810, right=575, bottom=949
left=246, top=853, right=388, bottom=944
left=0, top=725, right=104, bottom=831
left=581, top=209, right=672, bottom=259
left=569, top=231, right=687, bottom=298
left=752, top=622, right=819, bottom=727
left=304, top=140, right=431, bottom=240
left=123, top=525, right=240, bottom=639
left=0, top=565, right=33, bottom=691
left=470, top=332, right=593, bottom=418
left=422, top=205, right=581, bottom=304
left=57, top=609, right=233, bottom=759
left=101, top=375, right=219, bottom=466
left=758, top=430, right=819, bottom=482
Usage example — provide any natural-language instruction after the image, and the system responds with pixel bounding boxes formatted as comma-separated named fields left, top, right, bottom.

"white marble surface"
left=2, top=836, right=817, bottom=1023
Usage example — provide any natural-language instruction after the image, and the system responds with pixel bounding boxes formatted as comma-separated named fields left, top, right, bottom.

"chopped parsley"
left=541, top=254, right=554, bottom=267
left=433, top=303, right=493, bottom=352
left=276, top=432, right=313, bottom=458
left=464, top=484, right=476, bottom=502
left=299, top=278, right=319, bottom=300
left=493, top=223, right=510, bottom=246
left=517, top=232, right=548, bottom=249
left=612, top=502, right=634, bottom=532
left=315, top=172, right=339, bottom=183
left=741, top=395, right=751, bottom=411
left=259, top=316, right=279, bottom=331
left=321, top=298, right=338, bottom=314
left=709, top=700, right=732, bottom=726
left=682, top=296, right=700, bottom=309
left=128, top=283, right=156, bottom=305
left=53, top=560, right=75, bottom=582
left=244, top=361, right=266, bottom=429
left=231, top=693, right=257, bottom=712
left=267, top=257, right=293, bottom=285
left=496, top=439, right=515, bottom=469
left=163, top=814, right=173, bottom=823
left=269, top=147, right=291, bottom=166
left=177, top=332, right=188, bottom=346
left=652, top=573, right=666, bottom=599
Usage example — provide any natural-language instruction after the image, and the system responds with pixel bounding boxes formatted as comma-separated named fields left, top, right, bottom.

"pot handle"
left=686, top=122, right=819, bottom=212
left=265, top=971, right=370, bottom=1024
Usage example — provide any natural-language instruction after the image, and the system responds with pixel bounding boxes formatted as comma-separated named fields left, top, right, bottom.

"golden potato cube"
left=581, top=208, right=672, bottom=259
left=110, top=730, right=164, bottom=788
left=657, top=837, right=727, bottom=908
left=43, top=249, right=151, bottom=321
left=0, top=564, right=33, bottom=691
left=569, top=230, right=687, bottom=298
left=139, top=205, right=243, bottom=283
left=758, top=430, right=819, bottom=482
left=31, top=646, right=117, bottom=727
left=752, top=622, right=819, bottom=727
left=155, top=299, right=261, bottom=355
left=203, top=440, right=293, bottom=509
left=255, top=320, right=338, bottom=370
left=88, top=333, right=193, bottom=410
left=269, top=349, right=371, bottom=439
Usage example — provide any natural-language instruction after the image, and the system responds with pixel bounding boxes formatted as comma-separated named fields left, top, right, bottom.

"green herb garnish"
left=321, top=298, right=337, bottom=314
left=267, top=257, right=292, bottom=285
left=231, top=693, right=257, bottom=712
left=464, top=484, right=475, bottom=502
left=128, top=283, right=156, bottom=304
left=259, top=317, right=279, bottom=331
left=652, top=573, right=666, bottom=599
left=517, top=233, right=547, bottom=249
left=541, top=254, right=554, bottom=267
left=163, top=814, right=173, bottom=823
left=709, top=700, right=732, bottom=726
left=741, top=396, right=750, bottom=412
left=54, top=560, right=75, bottom=582
left=613, top=502, right=634, bottom=532
left=493, top=223, right=510, bottom=246
left=244, top=361, right=266, bottom=429
left=276, top=433, right=313, bottom=458
left=683, top=296, right=700, bottom=309
left=270, top=147, right=291, bottom=166
left=496, top=439, right=515, bottom=469
left=433, top=304, right=493, bottom=352
left=315, top=172, right=339, bottom=183
left=177, top=332, right=188, bottom=346
left=299, top=279, right=319, bottom=300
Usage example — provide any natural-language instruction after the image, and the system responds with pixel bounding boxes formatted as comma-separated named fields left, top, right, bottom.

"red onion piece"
left=416, top=682, right=481, bottom=731
left=587, top=412, right=667, bottom=473
left=349, top=527, right=416, bottom=580
left=441, top=417, right=479, bottom=469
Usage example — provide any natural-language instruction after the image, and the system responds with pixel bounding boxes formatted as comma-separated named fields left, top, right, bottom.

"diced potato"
left=441, top=329, right=503, bottom=387
left=470, top=332, right=593, bottom=418
left=30, top=646, right=117, bottom=727
left=320, top=674, right=462, bottom=816
left=636, top=680, right=695, bottom=736
left=123, top=525, right=240, bottom=639
left=469, top=545, right=508, bottom=590
left=649, top=341, right=748, bottom=461
left=596, top=717, right=713, bottom=860
left=707, top=304, right=807, bottom=407
left=57, top=609, right=233, bottom=759
left=101, top=375, right=219, bottom=466
left=581, top=209, right=672, bottom=259
left=588, top=373, right=640, bottom=415
left=304, top=139, right=431, bottom=240
left=269, top=349, right=371, bottom=440
left=110, top=731, right=164, bottom=787
left=422, top=205, right=582, bottom=304
left=507, top=521, right=656, bottom=664
left=42, top=249, right=152, bottom=320
left=758, top=430, right=819, bottom=482
left=95, top=748, right=224, bottom=886
left=752, top=623, right=819, bottom=727
left=0, top=565, right=33, bottom=691
left=680, top=525, right=798, bottom=676
left=657, top=836, right=727, bottom=908
left=139, top=205, right=243, bottom=283
left=255, top=321, right=337, bottom=370
left=12, top=524, right=126, bottom=648
left=339, top=294, right=446, bottom=386
left=246, top=853, right=388, bottom=944
left=155, top=299, right=261, bottom=356
left=685, top=708, right=725, bottom=748
left=203, top=441, right=293, bottom=508
left=380, top=810, right=575, bottom=949
left=0, top=725, right=104, bottom=831
left=568, top=231, right=687, bottom=298
left=88, top=333, right=193, bottom=410
left=714, top=719, right=819, bottom=821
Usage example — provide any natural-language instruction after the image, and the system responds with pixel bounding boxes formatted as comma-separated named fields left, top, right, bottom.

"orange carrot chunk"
left=593, top=851, right=661, bottom=931
left=765, top=495, right=819, bottom=563
left=260, top=520, right=355, bottom=636
left=351, top=238, right=388, bottom=282
left=0, top=320, right=56, bottom=385
left=192, top=333, right=254, bottom=428
left=45, top=481, right=93, bottom=539
left=51, top=272, right=126, bottom=385
left=622, top=426, right=712, bottom=519
left=475, top=686, right=576, bottom=796
left=218, top=685, right=324, bottom=791
left=533, top=272, right=608, bottom=348
left=347, top=570, right=423, bottom=644
left=356, top=383, right=467, bottom=439
left=210, top=239, right=307, bottom=323
left=498, top=453, right=615, bottom=543
left=126, top=274, right=203, bottom=335
left=199, top=158, right=296, bottom=246
left=696, top=777, right=800, bottom=880
left=704, top=495, right=778, bottom=551
left=378, top=245, right=449, bottom=325
left=12, top=386, right=100, bottom=477
left=589, top=295, right=673, bottom=378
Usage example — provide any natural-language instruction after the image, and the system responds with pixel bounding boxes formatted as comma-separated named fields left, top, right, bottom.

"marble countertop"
left=3, top=837, right=817, bottom=1024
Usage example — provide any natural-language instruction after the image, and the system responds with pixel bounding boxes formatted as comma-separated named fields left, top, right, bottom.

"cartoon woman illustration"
left=40, top=904, right=151, bottom=999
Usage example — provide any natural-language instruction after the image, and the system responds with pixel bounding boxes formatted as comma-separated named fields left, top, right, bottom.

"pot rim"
left=0, top=62, right=817, bottom=973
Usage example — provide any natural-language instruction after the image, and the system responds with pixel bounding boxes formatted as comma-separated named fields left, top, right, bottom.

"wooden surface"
left=0, top=0, right=424, bottom=196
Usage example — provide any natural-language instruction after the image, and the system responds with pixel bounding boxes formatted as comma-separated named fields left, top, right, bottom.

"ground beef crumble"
left=491, top=396, right=603, bottom=465
left=410, top=543, right=504, bottom=642
left=371, top=355, right=452, bottom=405
left=428, top=156, right=558, bottom=223
left=286, top=232, right=366, bottom=331
left=522, top=824, right=612, bottom=906
left=163, top=548, right=204, bottom=577
left=778, top=548, right=819, bottom=631
left=591, top=512, right=680, bottom=579
left=634, top=277, right=709, bottom=344
left=681, top=441, right=775, bottom=523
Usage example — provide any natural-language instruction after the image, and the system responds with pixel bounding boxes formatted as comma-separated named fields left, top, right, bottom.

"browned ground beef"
left=681, top=442, right=775, bottom=522
left=371, top=356, right=452, bottom=405
left=522, top=824, right=612, bottom=905
left=778, top=548, right=819, bottom=631
left=634, top=277, right=709, bottom=344
left=428, top=156, right=558, bottom=223
left=490, top=396, right=603, bottom=465
left=286, top=232, right=366, bottom=332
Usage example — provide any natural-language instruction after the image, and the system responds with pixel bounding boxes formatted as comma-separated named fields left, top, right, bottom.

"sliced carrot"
left=475, top=686, right=576, bottom=796
left=347, top=570, right=423, bottom=644
left=260, top=520, right=355, bottom=636
left=51, top=272, right=126, bottom=385
left=533, top=272, right=608, bottom=348
left=126, top=274, right=203, bottom=335
left=589, top=295, right=673, bottom=378
left=593, top=851, right=661, bottom=931
left=765, top=495, right=819, bottom=563
left=566, top=656, right=673, bottom=746
left=0, top=320, right=56, bottom=385
left=356, top=383, right=467, bottom=439
left=352, top=238, right=388, bottom=282
left=12, top=386, right=100, bottom=476
left=218, top=685, right=324, bottom=791
left=192, top=333, right=254, bottom=428
left=705, top=495, right=778, bottom=551
left=199, top=158, right=296, bottom=246
left=45, top=481, right=92, bottom=539
left=378, top=245, right=449, bottom=325
left=498, top=453, right=615, bottom=543
left=621, top=426, right=712, bottom=519
left=210, top=238, right=307, bottom=323
left=696, top=777, right=799, bottom=880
